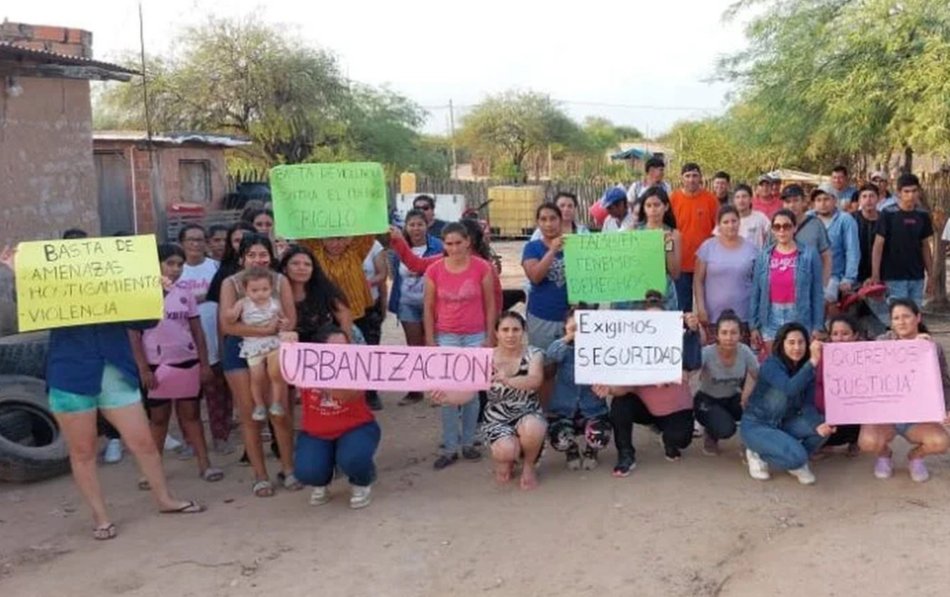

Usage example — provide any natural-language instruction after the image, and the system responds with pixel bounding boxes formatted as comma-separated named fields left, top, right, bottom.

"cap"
left=781, top=184, right=805, bottom=199
left=757, top=174, right=774, bottom=184
left=870, top=171, right=887, bottom=182
left=645, top=156, right=666, bottom=170
left=602, top=187, right=628, bottom=207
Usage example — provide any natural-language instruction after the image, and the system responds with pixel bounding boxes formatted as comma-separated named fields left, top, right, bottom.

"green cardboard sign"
left=270, top=162, right=388, bottom=239
left=563, top=230, right=668, bottom=303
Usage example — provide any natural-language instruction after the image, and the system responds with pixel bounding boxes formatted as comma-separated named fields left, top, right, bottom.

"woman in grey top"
left=695, top=311, right=759, bottom=455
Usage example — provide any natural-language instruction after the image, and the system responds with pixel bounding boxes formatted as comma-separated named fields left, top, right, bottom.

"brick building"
left=0, top=21, right=136, bottom=243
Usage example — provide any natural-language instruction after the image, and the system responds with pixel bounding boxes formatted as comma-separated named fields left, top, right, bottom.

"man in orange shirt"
left=670, top=162, right=719, bottom=311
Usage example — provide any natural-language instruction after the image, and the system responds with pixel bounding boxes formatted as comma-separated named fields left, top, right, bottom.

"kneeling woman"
left=294, top=325, right=381, bottom=509
left=434, top=312, right=545, bottom=489
left=740, top=323, right=834, bottom=485
left=858, top=299, right=950, bottom=483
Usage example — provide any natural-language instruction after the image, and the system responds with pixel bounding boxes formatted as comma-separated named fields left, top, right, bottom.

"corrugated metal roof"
left=94, top=130, right=252, bottom=147
left=0, top=41, right=139, bottom=79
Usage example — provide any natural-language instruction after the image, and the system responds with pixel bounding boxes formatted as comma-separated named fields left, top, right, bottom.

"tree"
left=459, top=90, right=582, bottom=182
left=719, top=0, right=950, bottom=172
left=581, top=116, right=643, bottom=152
left=95, top=17, right=435, bottom=172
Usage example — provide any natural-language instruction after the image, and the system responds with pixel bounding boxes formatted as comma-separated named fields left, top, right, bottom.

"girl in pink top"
left=129, top=244, right=223, bottom=484
left=422, top=222, right=496, bottom=470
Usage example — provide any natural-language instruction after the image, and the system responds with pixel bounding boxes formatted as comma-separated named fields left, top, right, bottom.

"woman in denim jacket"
left=741, top=323, right=835, bottom=485
left=749, top=210, right=824, bottom=354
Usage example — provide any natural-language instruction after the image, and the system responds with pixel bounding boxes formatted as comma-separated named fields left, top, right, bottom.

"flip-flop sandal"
left=160, top=500, right=205, bottom=514
left=252, top=479, right=274, bottom=497
left=137, top=478, right=151, bottom=491
left=278, top=472, right=303, bottom=491
left=93, top=523, right=117, bottom=541
left=201, top=467, right=224, bottom=482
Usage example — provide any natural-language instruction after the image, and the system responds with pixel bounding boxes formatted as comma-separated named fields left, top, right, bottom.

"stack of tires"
left=0, top=332, right=69, bottom=483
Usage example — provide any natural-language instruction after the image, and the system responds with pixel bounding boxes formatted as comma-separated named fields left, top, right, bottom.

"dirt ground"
left=2, top=241, right=950, bottom=597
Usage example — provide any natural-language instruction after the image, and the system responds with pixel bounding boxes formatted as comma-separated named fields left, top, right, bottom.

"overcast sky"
left=8, top=0, right=749, bottom=137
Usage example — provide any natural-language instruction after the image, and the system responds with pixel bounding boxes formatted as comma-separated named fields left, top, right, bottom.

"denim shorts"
left=48, top=364, right=142, bottom=414
left=526, top=313, right=564, bottom=357
left=436, top=331, right=487, bottom=349
left=221, top=335, right=248, bottom=372
left=894, top=422, right=914, bottom=438
left=397, top=300, right=423, bottom=323
left=763, top=303, right=798, bottom=341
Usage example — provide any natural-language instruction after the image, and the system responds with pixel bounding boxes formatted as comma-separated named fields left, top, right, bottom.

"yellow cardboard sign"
left=15, top=235, right=164, bottom=332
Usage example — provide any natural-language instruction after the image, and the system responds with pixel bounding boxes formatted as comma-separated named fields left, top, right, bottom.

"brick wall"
left=0, top=22, right=93, bottom=58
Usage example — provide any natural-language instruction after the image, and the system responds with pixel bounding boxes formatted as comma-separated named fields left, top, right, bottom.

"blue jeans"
left=293, top=422, right=381, bottom=487
left=885, top=279, right=924, bottom=305
left=674, top=273, right=694, bottom=313
left=740, top=411, right=825, bottom=470
left=436, top=332, right=486, bottom=455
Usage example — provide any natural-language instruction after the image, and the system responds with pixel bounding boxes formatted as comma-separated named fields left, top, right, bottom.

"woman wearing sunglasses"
left=749, top=209, right=824, bottom=354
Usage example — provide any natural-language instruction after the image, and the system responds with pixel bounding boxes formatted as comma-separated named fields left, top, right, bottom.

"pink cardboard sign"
left=280, top=343, right=492, bottom=391
left=822, top=340, right=946, bottom=425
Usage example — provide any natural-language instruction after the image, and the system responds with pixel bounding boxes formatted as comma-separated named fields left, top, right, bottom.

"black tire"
left=0, top=409, right=33, bottom=443
left=0, top=375, right=48, bottom=406
left=0, top=332, right=49, bottom=378
left=0, top=382, right=69, bottom=483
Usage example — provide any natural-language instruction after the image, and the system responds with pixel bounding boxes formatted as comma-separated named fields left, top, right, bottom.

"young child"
left=225, top=266, right=285, bottom=421
left=130, top=243, right=222, bottom=483
left=545, top=308, right=611, bottom=470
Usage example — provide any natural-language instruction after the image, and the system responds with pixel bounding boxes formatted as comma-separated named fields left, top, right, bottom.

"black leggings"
left=824, top=424, right=860, bottom=447
left=610, top=393, right=693, bottom=458
left=694, top=392, right=743, bottom=440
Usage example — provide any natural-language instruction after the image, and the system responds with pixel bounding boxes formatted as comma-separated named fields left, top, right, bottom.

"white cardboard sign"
left=574, top=310, right=683, bottom=385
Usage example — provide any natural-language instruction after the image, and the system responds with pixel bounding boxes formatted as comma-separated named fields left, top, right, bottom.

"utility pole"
left=449, top=99, right=458, bottom=180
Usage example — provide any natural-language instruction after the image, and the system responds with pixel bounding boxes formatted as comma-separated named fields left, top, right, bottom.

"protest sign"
left=563, top=230, right=667, bottom=303
left=280, top=343, right=493, bottom=391
left=270, top=162, right=389, bottom=239
left=574, top=310, right=683, bottom=385
left=822, top=340, right=946, bottom=425
left=15, top=235, right=163, bottom=332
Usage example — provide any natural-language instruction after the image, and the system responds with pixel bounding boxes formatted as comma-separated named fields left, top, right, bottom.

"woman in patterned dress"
left=480, top=311, right=546, bottom=489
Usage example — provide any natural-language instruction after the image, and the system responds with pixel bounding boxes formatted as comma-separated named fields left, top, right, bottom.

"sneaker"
left=581, top=447, right=599, bottom=471
left=565, top=445, right=582, bottom=471
left=251, top=405, right=267, bottom=422
left=309, top=486, right=330, bottom=506
left=909, top=458, right=930, bottom=483
left=102, top=439, right=123, bottom=464
left=746, top=449, right=770, bottom=480
left=788, top=464, right=816, bottom=485
left=612, top=452, right=636, bottom=478
left=702, top=434, right=720, bottom=456
left=461, top=446, right=482, bottom=461
left=873, top=456, right=894, bottom=479
left=350, top=485, right=373, bottom=509
left=693, top=420, right=705, bottom=438
left=163, top=435, right=182, bottom=452
left=269, top=402, right=285, bottom=418
left=433, top=453, right=458, bottom=470
left=664, top=445, right=682, bottom=462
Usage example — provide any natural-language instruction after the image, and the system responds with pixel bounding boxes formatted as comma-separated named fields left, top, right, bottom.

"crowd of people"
left=3, top=161, right=950, bottom=542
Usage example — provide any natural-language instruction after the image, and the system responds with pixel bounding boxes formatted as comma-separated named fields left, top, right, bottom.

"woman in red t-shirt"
left=293, top=324, right=380, bottom=509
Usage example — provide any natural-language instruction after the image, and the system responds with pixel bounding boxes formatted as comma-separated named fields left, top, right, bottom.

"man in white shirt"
left=626, top=156, right=672, bottom=205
